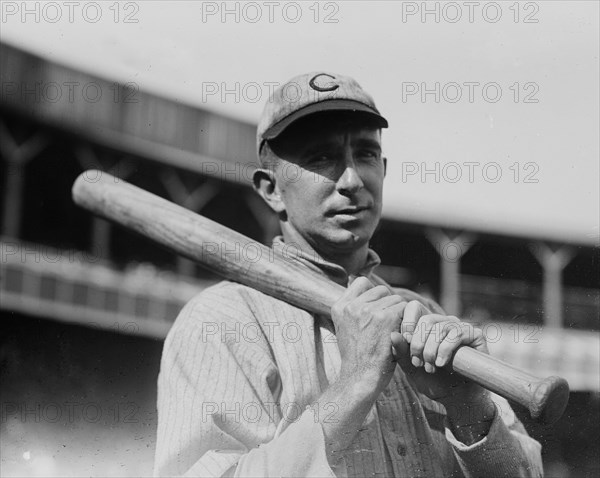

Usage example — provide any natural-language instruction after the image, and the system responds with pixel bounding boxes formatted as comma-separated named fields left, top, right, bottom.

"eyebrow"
left=353, top=138, right=382, bottom=152
left=301, top=142, right=336, bottom=156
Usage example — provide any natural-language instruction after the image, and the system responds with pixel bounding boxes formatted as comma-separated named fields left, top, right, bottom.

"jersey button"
left=397, top=443, right=407, bottom=456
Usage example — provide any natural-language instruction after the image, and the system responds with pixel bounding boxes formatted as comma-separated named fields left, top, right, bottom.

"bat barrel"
left=72, top=170, right=342, bottom=315
left=452, top=347, right=569, bottom=424
left=531, top=376, right=570, bottom=424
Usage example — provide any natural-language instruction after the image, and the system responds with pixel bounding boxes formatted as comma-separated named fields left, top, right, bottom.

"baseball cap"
left=257, top=72, right=388, bottom=155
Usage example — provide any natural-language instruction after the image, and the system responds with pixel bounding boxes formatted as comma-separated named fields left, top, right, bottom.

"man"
left=154, top=72, right=543, bottom=477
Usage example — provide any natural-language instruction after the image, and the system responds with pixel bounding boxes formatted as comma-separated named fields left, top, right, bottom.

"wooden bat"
left=72, top=170, right=569, bottom=424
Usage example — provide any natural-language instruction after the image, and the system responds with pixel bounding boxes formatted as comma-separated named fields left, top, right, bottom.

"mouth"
left=329, top=206, right=370, bottom=217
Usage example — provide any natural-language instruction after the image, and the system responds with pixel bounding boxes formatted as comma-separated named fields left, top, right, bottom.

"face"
left=267, top=119, right=386, bottom=258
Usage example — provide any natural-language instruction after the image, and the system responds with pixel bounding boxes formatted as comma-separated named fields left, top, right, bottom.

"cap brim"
left=261, top=99, right=389, bottom=140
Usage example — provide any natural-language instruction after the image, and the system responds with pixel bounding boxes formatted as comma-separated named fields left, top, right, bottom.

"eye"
left=357, top=149, right=380, bottom=160
left=307, top=153, right=333, bottom=164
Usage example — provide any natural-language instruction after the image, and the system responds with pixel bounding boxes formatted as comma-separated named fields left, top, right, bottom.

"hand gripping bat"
left=72, top=171, right=569, bottom=424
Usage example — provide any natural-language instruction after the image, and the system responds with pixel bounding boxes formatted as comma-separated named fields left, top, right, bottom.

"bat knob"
left=529, top=376, right=570, bottom=424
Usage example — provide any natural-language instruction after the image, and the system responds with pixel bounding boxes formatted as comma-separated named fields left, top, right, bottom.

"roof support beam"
left=530, top=242, right=575, bottom=328
left=0, top=119, right=49, bottom=238
left=426, top=228, right=476, bottom=316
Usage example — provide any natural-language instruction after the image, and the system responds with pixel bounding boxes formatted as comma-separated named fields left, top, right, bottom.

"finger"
left=331, top=279, right=389, bottom=322
left=374, top=294, right=406, bottom=311
left=401, top=300, right=431, bottom=343
left=344, top=276, right=374, bottom=297
left=391, top=331, right=421, bottom=379
left=434, top=322, right=465, bottom=367
left=436, top=323, right=488, bottom=367
left=408, top=314, right=438, bottom=369
left=421, top=322, right=443, bottom=373
left=341, top=276, right=374, bottom=301
left=390, top=331, right=410, bottom=366
left=421, top=317, right=462, bottom=369
left=372, top=301, right=407, bottom=335
left=383, top=301, right=408, bottom=330
left=331, top=277, right=374, bottom=319
left=337, top=286, right=396, bottom=322
left=355, top=284, right=394, bottom=304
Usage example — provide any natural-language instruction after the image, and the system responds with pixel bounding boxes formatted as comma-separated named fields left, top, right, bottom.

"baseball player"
left=154, top=72, right=543, bottom=477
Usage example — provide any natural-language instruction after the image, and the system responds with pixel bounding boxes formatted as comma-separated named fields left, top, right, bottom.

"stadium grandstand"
left=1, top=42, right=598, bottom=476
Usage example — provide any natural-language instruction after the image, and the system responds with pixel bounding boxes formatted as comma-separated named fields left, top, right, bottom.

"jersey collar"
left=271, top=235, right=381, bottom=287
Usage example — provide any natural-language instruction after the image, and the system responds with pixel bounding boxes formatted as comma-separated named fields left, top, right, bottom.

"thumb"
left=390, top=331, right=412, bottom=371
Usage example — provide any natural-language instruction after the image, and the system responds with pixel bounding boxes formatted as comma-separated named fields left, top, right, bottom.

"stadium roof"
left=1, top=2, right=598, bottom=246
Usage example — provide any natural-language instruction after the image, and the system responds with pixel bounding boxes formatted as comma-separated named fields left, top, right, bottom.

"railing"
left=461, top=274, right=599, bottom=330
left=0, top=238, right=216, bottom=338
left=2, top=239, right=599, bottom=389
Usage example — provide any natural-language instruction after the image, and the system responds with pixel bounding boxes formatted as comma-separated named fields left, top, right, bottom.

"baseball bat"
left=72, top=170, right=569, bottom=424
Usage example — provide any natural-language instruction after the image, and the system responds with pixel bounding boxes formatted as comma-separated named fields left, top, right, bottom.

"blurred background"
left=1, top=1, right=598, bottom=476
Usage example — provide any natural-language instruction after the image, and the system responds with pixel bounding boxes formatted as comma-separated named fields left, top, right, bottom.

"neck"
left=323, top=247, right=370, bottom=277
left=280, top=223, right=370, bottom=277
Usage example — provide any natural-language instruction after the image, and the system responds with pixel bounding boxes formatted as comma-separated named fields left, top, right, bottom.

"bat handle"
left=452, top=346, right=569, bottom=424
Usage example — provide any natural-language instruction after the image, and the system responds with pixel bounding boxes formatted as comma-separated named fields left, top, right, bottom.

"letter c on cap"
left=309, top=73, right=339, bottom=92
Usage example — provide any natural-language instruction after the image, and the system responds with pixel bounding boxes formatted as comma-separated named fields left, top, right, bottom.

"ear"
left=253, top=168, right=286, bottom=214
left=383, top=156, right=388, bottom=177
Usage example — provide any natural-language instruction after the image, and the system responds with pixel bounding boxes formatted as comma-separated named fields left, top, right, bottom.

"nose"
left=336, top=153, right=364, bottom=196
left=336, top=155, right=364, bottom=196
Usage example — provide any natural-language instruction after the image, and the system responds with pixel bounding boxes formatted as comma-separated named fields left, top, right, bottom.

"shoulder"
left=174, top=280, right=269, bottom=329
left=167, top=280, right=309, bottom=346
left=184, top=279, right=303, bottom=316
left=162, top=281, right=280, bottom=366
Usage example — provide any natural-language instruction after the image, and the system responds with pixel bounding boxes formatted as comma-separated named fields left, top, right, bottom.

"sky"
left=1, top=0, right=598, bottom=245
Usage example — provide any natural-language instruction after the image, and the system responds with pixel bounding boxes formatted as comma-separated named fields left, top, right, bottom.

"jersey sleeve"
left=445, top=393, right=543, bottom=477
left=153, top=282, right=336, bottom=477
